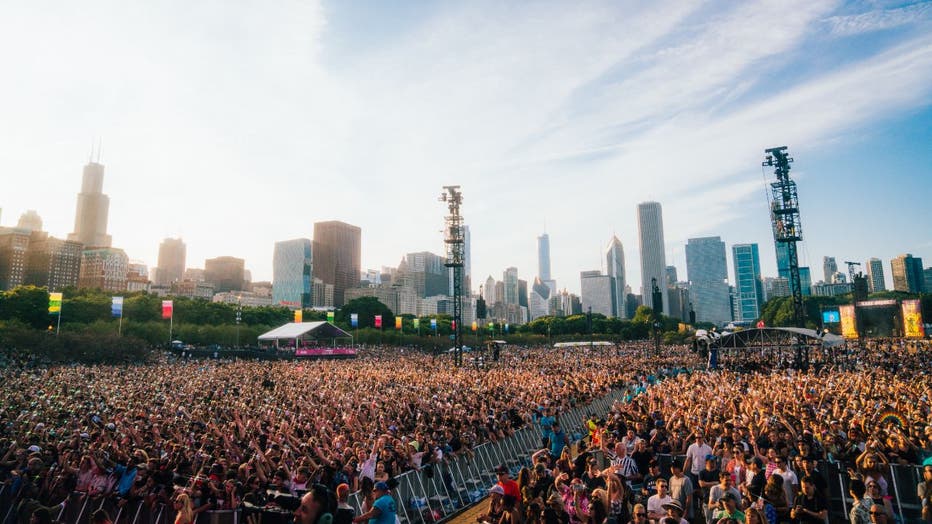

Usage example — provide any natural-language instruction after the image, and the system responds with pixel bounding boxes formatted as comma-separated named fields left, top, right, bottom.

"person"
left=744, top=506, right=766, bottom=524
left=627, top=503, right=648, bottom=524
left=698, top=456, right=721, bottom=522
left=918, top=465, right=932, bottom=522
left=709, top=492, right=745, bottom=523
left=667, top=461, right=693, bottom=522
left=848, top=478, right=873, bottom=524
left=790, top=476, right=826, bottom=524
left=869, top=504, right=890, bottom=523
left=174, top=493, right=195, bottom=524
left=334, top=483, right=356, bottom=524
left=740, top=457, right=765, bottom=506
left=551, top=423, right=570, bottom=459
left=708, top=472, right=742, bottom=517
left=762, top=473, right=789, bottom=522
left=497, top=465, right=523, bottom=502
left=646, top=479, right=673, bottom=522
left=684, top=434, right=713, bottom=484
left=770, top=456, right=798, bottom=507
left=640, top=461, right=664, bottom=503
left=91, top=509, right=113, bottom=524
left=296, top=484, right=336, bottom=524
left=660, top=500, right=688, bottom=524
left=478, top=485, right=506, bottom=524
left=865, top=479, right=894, bottom=521
left=352, top=481, right=393, bottom=524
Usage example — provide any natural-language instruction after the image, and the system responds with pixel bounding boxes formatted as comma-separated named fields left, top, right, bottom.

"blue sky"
left=0, top=0, right=930, bottom=295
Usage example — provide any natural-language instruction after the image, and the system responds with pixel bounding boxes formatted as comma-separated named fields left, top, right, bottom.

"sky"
left=1, top=0, right=931, bottom=296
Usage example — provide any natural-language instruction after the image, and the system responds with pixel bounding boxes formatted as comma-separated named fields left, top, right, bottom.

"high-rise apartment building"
left=313, top=221, right=361, bottom=306
left=205, top=256, right=246, bottom=293
left=685, top=236, right=732, bottom=325
left=155, top=238, right=186, bottom=287
left=606, top=236, right=626, bottom=318
left=732, top=244, right=764, bottom=322
left=866, top=258, right=886, bottom=293
left=891, top=254, right=925, bottom=293
left=637, top=202, right=668, bottom=315
left=78, top=248, right=129, bottom=292
left=68, top=161, right=112, bottom=248
left=272, top=238, right=312, bottom=308
left=580, top=270, right=614, bottom=317
left=823, top=256, right=837, bottom=284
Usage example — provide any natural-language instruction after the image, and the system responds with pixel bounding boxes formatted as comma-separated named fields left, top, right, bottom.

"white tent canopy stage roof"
left=257, top=321, right=352, bottom=342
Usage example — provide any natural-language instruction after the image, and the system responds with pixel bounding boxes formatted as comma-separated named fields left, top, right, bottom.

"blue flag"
left=111, top=296, right=124, bottom=318
left=430, top=318, right=437, bottom=330
left=350, top=313, right=358, bottom=327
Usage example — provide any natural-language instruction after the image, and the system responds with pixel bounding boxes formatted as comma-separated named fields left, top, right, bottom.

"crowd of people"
left=1, top=338, right=931, bottom=524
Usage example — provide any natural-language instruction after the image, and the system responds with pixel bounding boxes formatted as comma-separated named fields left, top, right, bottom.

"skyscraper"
left=503, top=267, right=519, bottom=305
left=405, top=251, right=448, bottom=297
left=16, top=210, right=42, bottom=232
left=78, top=248, right=128, bottom=292
left=313, top=221, right=361, bottom=307
left=155, top=238, right=186, bottom=287
left=205, top=256, right=246, bottom=293
left=529, top=277, right=551, bottom=320
left=605, top=236, right=625, bottom=318
left=484, top=275, right=497, bottom=305
left=891, top=254, right=924, bottom=293
left=68, top=161, right=112, bottom=248
left=637, top=202, right=668, bottom=315
left=538, top=233, right=551, bottom=281
left=775, top=243, right=812, bottom=295
left=272, top=238, right=312, bottom=308
left=732, top=244, right=764, bottom=322
left=0, top=228, right=30, bottom=290
left=25, top=234, right=83, bottom=291
left=822, top=256, right=837, bottom=284
left=866, top=258, right=886, bottom=293
left=580, top=270, right=614, bottom=317
left=685, top=236, right=732, bottom=325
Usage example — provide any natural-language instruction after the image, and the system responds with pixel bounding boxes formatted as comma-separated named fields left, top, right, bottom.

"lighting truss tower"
left=764, top=146, right=807, bottom=369
left=440, top=186, right=465, bottom=367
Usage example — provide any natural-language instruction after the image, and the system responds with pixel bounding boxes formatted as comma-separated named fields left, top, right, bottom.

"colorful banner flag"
left=902, top=299, right=925, bottom=339
left=471, top=321, right=478, bottom=332
left=395, top=316, right=402, bottom=330
left=294, top=309, right=303, bottom=323
left=48, top=292, right=62, bottom=314
left=431, top=318, right=437, bottom=330
left=488, top=322, right=494, bottom=331
left=162, top=300, right=173, bottom=320
left=451, top=320, right=456, bottom=331
left=504, top=323, right=510, bottom=333
left=350, top=313, right=358, bottom=327
left=839, top=304, right=857, bottom=339
left=375, top=315, right=382, bottom=328
left=111, top=296, right=123, bottom=317
left=327, top=311, right=335, bottom=323
left=413, top=318, right=420, bottom=329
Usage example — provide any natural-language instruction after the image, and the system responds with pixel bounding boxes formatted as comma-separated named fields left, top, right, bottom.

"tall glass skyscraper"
left=313, top=221, right=361, bottom=306
left=637, top=202, right=668, bottom=315
left=685, top=236, right=731, bottom=325
left=273, top=239, right=312, bottom=308
left=538, top=233, right=551, bottom=281
left=866, top=258, right=886, bottom=293
left=775, top=242, right=812, bottom=295
left=732, top=244, right=763, bottom=322
left=605, top=235, right=626, bottom=318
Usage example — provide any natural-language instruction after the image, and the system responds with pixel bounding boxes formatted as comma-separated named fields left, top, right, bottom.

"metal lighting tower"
left=764, top=146, right=807, bottom=369
left=440, top=186, right=465, bottom=367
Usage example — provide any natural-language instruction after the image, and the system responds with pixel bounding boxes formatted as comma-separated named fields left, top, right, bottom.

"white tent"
left=257, top=321, right=352, bottom=349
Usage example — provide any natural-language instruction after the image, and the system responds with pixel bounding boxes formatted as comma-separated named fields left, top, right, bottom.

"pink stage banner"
left=295, top=347, right=357, bottom=357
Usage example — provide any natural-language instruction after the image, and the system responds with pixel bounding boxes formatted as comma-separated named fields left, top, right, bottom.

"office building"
left=68, top=161, right=112, bottom=248
left=205, top=256, right=246, bottom=293
left=155, top=238, right=186, bottom=287
left=891, top=254, right=925, bottom=293
left=580, top=270, right=614, bottom=317
left=665, top=266, right=678, bottom=288
left=866, top=258, right=886, bottom=293
left=25, top=234, right=83, bottom=291
left=404, top=251, right=448, bottom=298
left=313, top=221, right=361, bottom=306
left=78, top=248, right=128, bottom=292
left=775, top=243, right=812, bottom=295
left=538, top=233, right=551, bottom=281
left=484, top=275, right=497, bottom=305
left=17, top=210, right=43, bottom=232
left=0, top=228, right=30, bottom=290
left=637, top=202, right=668, bottom=315
left=529, top=277, right=551, bottom=320
left=924, top=268, right=932, bottom=295
left=685, top=236, right=731, bottom=325
left=606, top=236, right=626, bottom=318
left=272, top=238, right=312, bottom=308
left=503, top=267, right=519, bottom=306
left=732, top=244, right=764, bottom=322
left=823, top=256, right=837, bottom=284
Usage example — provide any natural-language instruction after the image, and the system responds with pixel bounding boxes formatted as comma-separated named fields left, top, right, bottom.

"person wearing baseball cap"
left=352, top=482, right=395, bottom=524
left=494, top=465, right=521, bottom=501
left=710, top=491, right=744, bottom=523
left=661, top=500, right=688, bottom=524
left=476, top=485, right=505, bottom=524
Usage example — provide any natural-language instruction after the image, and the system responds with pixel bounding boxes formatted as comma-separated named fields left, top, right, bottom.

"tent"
left=257, top=322, right=355, bottom=356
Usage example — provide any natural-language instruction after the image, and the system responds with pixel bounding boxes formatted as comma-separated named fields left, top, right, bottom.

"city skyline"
left=2, top=2, right=931, bottom=296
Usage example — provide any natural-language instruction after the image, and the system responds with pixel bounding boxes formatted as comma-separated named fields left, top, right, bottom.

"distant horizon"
left=2, top=1, right=930, bottom=296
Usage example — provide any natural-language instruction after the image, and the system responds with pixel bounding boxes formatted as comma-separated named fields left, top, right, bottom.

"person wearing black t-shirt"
left=790, top=476, right=827, bottom=524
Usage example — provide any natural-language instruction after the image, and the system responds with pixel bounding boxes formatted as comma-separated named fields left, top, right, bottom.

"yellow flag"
left=294, top=309, right=303, bottom=323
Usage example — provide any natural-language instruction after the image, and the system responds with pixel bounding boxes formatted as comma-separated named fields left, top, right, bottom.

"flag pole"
left=119, top=309, right=123, bottom=336
left=56, top=309, right=61, bottom=336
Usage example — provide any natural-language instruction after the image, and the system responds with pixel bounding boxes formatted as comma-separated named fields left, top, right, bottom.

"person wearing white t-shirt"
left=646, top=479, right=673, bottom=522
left=771, top=457, right=799, bottom=506
left=683, top=434, right=714, bottom=480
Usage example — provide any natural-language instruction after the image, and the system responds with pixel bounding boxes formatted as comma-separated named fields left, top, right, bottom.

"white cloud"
left=825, top=2, right=932, bottom=36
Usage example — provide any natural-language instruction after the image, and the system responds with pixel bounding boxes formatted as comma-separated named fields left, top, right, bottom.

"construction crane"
left=844, top=261, right=862, bottom=286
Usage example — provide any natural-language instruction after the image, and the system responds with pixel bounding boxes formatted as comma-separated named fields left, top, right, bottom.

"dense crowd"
left=2, top=338, right=931, bottom=524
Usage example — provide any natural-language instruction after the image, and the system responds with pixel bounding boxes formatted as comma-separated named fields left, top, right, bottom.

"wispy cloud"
left=824, top=1, right=932, bottom=36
